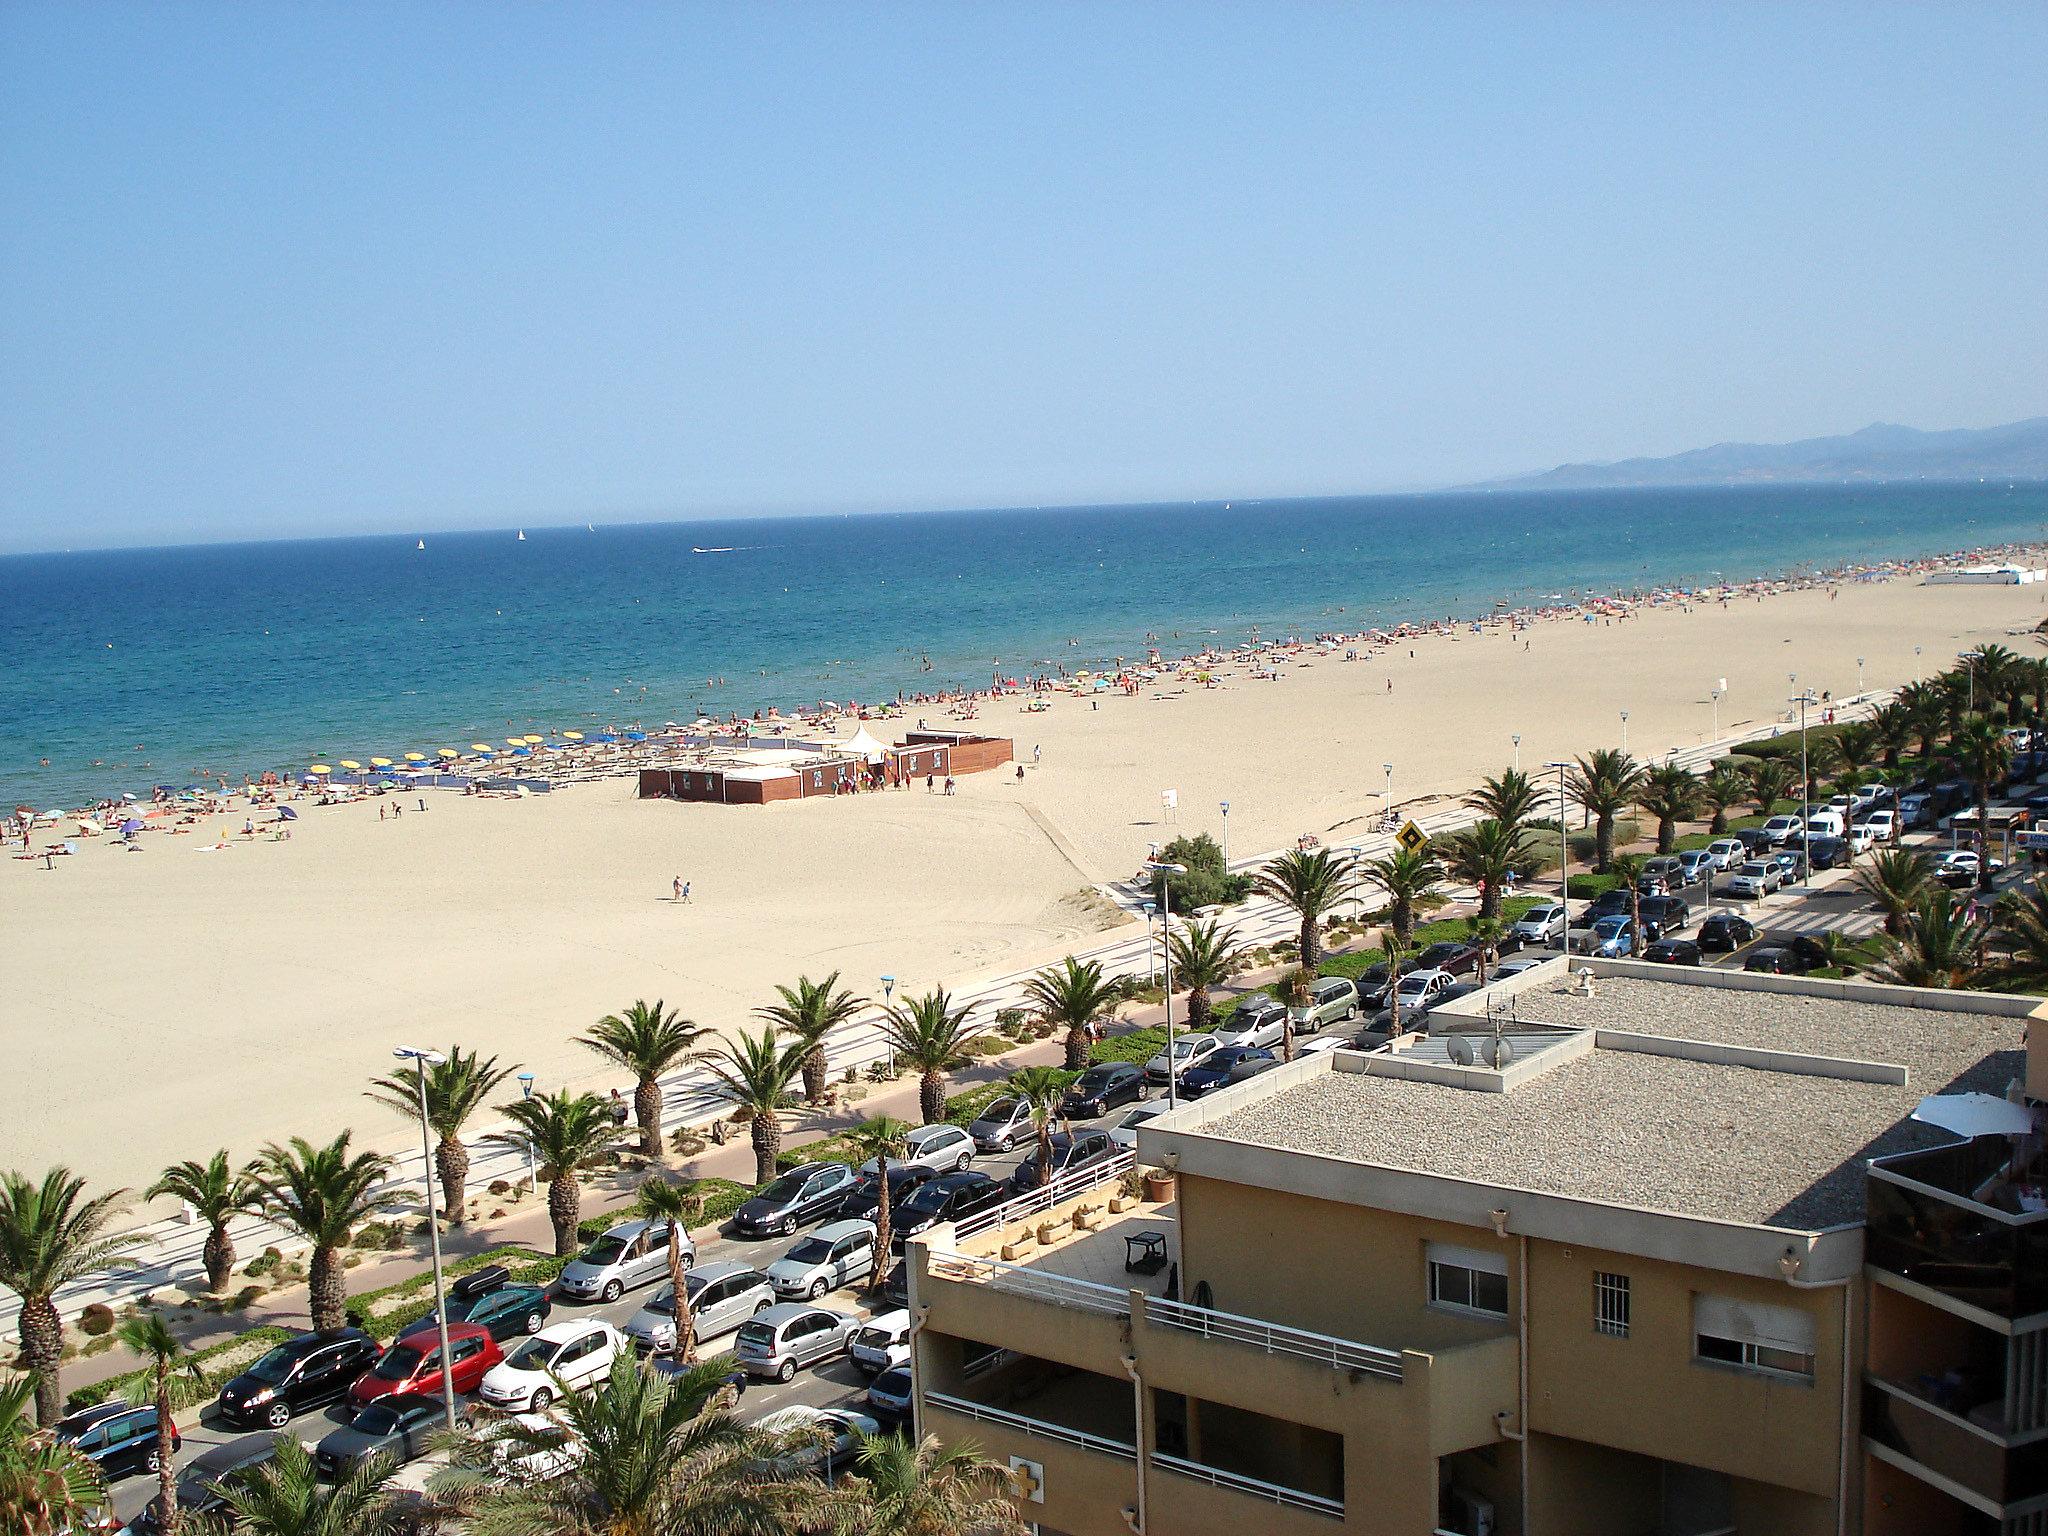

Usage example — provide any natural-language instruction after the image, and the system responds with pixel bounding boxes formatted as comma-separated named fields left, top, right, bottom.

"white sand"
left=4, top=573, right=2039, bottom=1200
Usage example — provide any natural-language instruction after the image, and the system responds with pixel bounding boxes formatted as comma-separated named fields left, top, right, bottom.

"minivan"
left=1302, top=976, right=1358, bottom=1031
left=626, top=1262, right=775, bottom=1354
left=766, top=1219, right=878, bottom=1300
left=850, top=1308, right=914, bottom=1374
left=732, top=1162, right=857, bottom=1239
left=1509, top=902, right=1568, bottom=946
left=558, top=1218, right=688, bottom=1303
left=733, top=1303, right=859, bottom=1381
left=965, top=1096, right=1034, bottom=1153
left=216, top=1327, right=383, bottom=1429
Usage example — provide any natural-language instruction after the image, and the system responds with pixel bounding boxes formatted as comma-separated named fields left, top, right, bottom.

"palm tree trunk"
left=802, top=1047, right=827, bottom=1105
left=1299, top=917, right=1320, bottom=971
left=1479, top=882, right=1500, bottom=921
left=1658, top=816, right=1676, bottom=853
left=548, top=1177, right=580, bottom=1257
left=749, top=1115, right=780, bottom=1186
left=1281, top=1015, right=1295, bottom=1062
left=308, top=1245, right=347, bottom=1333
left=634, top=1076, right=663, bottom=1158
left=1596, top=814, right=1615, bottom=871
left=436, top=1135, right=469, bottom=1224
left=20, top=1295, right=63, bottom=1426
left=152, top=1360, right=178, bottom=1536
left=1064, top=1024, right=1089, bottom=1073
left=870, top=1158, right=893, bottom=1296
left=921, top=1069, right=945, bottom=1125
left=668, top=1226, right=695, bottom=1363
left=202, top=1221, right=236, bottom=1295
left=1977, top=784, right=1995, bottom=892
left=1711, top=804, right=1728, bottom=834
left=1186, top=986, right=1211, bottom=1029
left=1035, top=1126, right=1053, bottom=1187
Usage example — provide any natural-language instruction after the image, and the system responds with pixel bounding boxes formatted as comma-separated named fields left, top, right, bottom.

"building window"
left=1692, top=1295, right=1815, bottom=1382
left=1426, top=1242, right=1509, bottom=1318
left=1594, top=1272, right=1630, bottom=1337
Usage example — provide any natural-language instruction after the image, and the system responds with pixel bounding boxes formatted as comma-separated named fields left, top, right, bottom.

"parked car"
left=1769, top=849, right=1806, bottom=882
left=1585, top=888, right=1633, bottom=921
left=1411, top=941, right=1482, bottom=976
left=1760, top=815, right=1804, bottom=846
left=216, top=1328, right=382, bottom=1429
left=1302, top=975, right=1359, bottom=1031
left=55, top=1401, right=179, bottom=1481
left=1179, top=1046, right=1275, bottom=1098
left=626, top=1262, right=775, bottom=1354
left=1211, top=997, right=1289, bottom=1049
left=1854, top=809, right=1898, bottom=841
left=890, top=1170, right=1009, bottom=1250
left=766, top=1219, right=878, bottom=1300
left=1587, top=915, right=1637, bottom=958
left=1743, top=942, right=1823, bottom=975
left=478, top=1321, right=624, bottom=1412
left=1697, top=911, right=1758, bottom=952
left=1110, top=1099, right=1172, bottom=1152
left=876, top=1257, right=910, bottom=1308
left=752, top=1405, right=881, bottom=1474
left=350, top=1321, right=501, bottom=1410
left=135, top=1435, right=279, bottom=1533
left=865, top=1363, right=914, bottom=1424
left=1144, top=1031, right=1222, bottom=1085
left=1933, top=850, right=2001, bottom=888
left=1059, top=1062, right=1147, bottom=1119
left=965, top=1096, right=1035, bottom=1153
left=1491, top=954, right=1553, bottom=980
left=1705, top=837, right=1746, bottom=869
left=1390, top=967, right=1456, bottom=1012
left=1351, top=962, right=1394, bottom=1009
left=1897, top=793, right=1933, bottom=828
left=1007, top=1130, right=1118, bottom=1193
left=733, top=1303, right=858, bottom=1382
left=839, top=1163, right=939, bottom=1226
left=732, top=1163, right=858, bottom=1239
left=1642, top=937, right=1703, bottom=966
left=1643, top=855, right=1686, bottom=887
left=1637, top=894, right=1691, bottom=935
left=1843, top=824, right=1875, bottom=857
left=398, top=1264, right=550, bottom=1342
left=1726, top=860, right=1781, bottom=900
left=849, top=1309, right=913, bottom=1375
left=558, top=1218, right=689, bottom=1303
left=1804, top=809, right=1846, bottom=839
left=1676, top=849, right=1717, bottom=885
left=1803, top=835, right=1849, bottom=871
left=1509, top=901, right=1569, bottom=946
left=314, top=1394, right=456, bottom=1480
left=861, top=1123, right=974, bottom=1177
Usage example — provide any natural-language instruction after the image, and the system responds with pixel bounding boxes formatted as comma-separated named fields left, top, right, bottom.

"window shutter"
left=1693, top=1295, right=1816, bottom=1355
left=1427, top=1241, right=1509, bottom=1277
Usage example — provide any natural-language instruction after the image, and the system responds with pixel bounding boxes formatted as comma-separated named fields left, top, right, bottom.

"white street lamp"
left=1219, top=800, right=1230, bottom=869
left=516, top=1073, right=537, bottom=1192
left=1710, top=688, right=1722, bottom=741
left=1857, top=656, right=1866, bottom=694
left=394, top=1046, right=459, bottom=1431
left=1382, top=763, right=1394, bottom=823
left=1619, top=710, right=1629, bottom=752
left=1511, top=734, right=1521, bottom=772
left=1142, top=901, right=1157, bottom=986
left=1547, top=762, right=1572, bottom=908
left=1145, top=860, right=1188, bottom=1109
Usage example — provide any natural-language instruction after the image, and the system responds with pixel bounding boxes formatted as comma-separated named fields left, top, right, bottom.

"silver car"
left=733, top=1303, right=858, bottom=1382
left=1210, top=998, right=1287, bottom=1050
left=1509, top=902, right=1568, bottom=946
left=965, top=1096, right=1034, bottom=1153
left=849, top=1308, right=912, bottom=1374
left=624, top=1262, right=773, bottom=1354
left=861, top=1123, right=974, bottom=1176
left=765, top=1219, right=878, bottom=1300
left=557, top=1218, right=690, bottom=1303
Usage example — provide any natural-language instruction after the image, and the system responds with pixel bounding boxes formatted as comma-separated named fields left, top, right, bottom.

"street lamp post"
left=1382, top=763, right=1394, bottom=825
left=1619, top=710, right=1629, bottom=752
left=1857, top=656, right=1866, bottom=694
left=1790, top=690, right=1816, bottom=885
left=1511, top=734, right=1521, bottom=772
left=1219, top=800, right=1230, bottom=868
left=1142, top=901, right=1157, bottom=985
left=516, top=1072, right=537, bottom=1192
left=1914, top=645, right=1923, bottom=680
left=1711, top=688, right=1722, bottom=741
left=394, top=1046, right=459, bottom=1431
left=1547, top=762, right=1572, bottom=909
left=1145, top=861, right=1188, bottom=1110
left=1961, top=650, right=1984, bottom=713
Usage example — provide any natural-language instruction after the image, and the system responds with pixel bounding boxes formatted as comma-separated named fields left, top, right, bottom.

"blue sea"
left=3, top=484, right=2043, bottom=808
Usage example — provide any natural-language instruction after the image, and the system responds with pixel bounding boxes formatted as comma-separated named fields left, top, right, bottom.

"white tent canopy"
left=843, top=726, right=888, bottom=763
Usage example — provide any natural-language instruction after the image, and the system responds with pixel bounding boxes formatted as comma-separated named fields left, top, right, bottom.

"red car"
left=348, top=1322, right=501, bottom=1409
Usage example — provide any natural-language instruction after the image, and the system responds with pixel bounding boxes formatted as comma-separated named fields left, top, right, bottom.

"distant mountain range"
left=1465, top=417, right=2048, bottom=492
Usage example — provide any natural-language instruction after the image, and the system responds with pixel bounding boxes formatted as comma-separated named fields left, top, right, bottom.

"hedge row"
left=68, top=1325, right=292, bottom=1413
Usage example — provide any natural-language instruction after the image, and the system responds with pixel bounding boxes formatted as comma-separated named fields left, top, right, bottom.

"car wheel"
left=145, top=1448, right=163, bottom=1474
left=601, top=1280, right=624, bottom=1303
left=265, top=1401, right=291, bottom=1429
left=680, top=1251, right=696, bottom=1271
left=754, top=1298, right=773, bottom=1315
left=955, top=1152, right=972, bottom=1171
left=808, top=1279, right=828, bottom=1300
left=524, top=1310, right=544, bottom=1333
left=529, top=1387, right=552, bottom=1411
left=775, top=1358, right=796, bottom=1383
left=778, top=1215, right=797, bottom=1237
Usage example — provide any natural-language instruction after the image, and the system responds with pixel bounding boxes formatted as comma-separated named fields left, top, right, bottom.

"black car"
left=133, top=1434, right=282, bottom=1534
left=877, top=1257, right=910, bottom=1308
left=398, top=1264, right=550, bottom=1343
left=1180, top=1046, right=1274, bottom=1098
left=732, top=1162, right=858, bottom=1238
left=1743, top=935, right=1829, bottom=975
left=1007, top=1130, right=1118, bottom=1193
left=1733, top=826, right=1775, bottom=854
left=1804, top=835, right=1849, bottom=871
left=1697, top=911, right=1757, bottom=952
left=1637, top=895, right=1691, bottom=935
left=313, top=1394, right=458, bottom=1480
left=1059, top=1062, right=1146, bottom=1119
left=1585, top=889, right=1633, bottom=921
left=1352, top=963, right=1393, bottom=1009
left=55, top=1400, right=179, bottom=1481
left=1412, top=941, right=1481, bottom=977
left=890, top=1171, right=1008, bottom=1251
left=217, top=1328, right=382, bottom=1429
left=840, top=1162, right=939, bottom=1224
left=1642, top=938, right=1703, bottom=966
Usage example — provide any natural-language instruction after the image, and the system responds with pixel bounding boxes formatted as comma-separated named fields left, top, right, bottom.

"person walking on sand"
left=682, top=880, right=691, bottom=903
left=673, top=875, right=683, bottom=903
left=1033, top=744, right=1042, bottom=765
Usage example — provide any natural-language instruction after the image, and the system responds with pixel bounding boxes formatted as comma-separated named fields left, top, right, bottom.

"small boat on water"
left=416, top=539, right=425, bottom=550
left=693, top=546, right=736, bottom=554
left=517, top=529, right=526, bottom=541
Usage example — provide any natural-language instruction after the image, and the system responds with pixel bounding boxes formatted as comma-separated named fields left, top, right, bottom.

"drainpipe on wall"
left=1780, top=1246, right=1854, bottom=1536
left=1518, top=1231, right=1532, bottom=1536
left=1121, top=1352, right=1147, bottom=1536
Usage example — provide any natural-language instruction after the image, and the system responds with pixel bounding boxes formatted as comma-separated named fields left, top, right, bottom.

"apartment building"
left=905, top=961, right=2045, bottom=1536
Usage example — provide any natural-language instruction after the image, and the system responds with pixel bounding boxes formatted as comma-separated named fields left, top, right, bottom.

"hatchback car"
left=1676, top=849, right=1717, bottom=885
left=732, top=1162, right=858, bottom=1238
left=1509, top=901, right=1569, bottom=946
left=1642, top=855, right=1685, bottom=887
left=850, top=1308, right=913, bottom=1374
left=1008, top=1130, right=1118, bottom=1193
left=1210, top=997, right=1288, bottom=1049
left=1390, top=967, right=1455, bottom=1012
left=1586, top=915, right=1637, bottom=958
left=216, top=1328, right=383, bottom=1428
left=1705, top=837, right=1746, bottom=869
left=135, top=1435, right=279, bottom=1533
left=399, top=1265, right=551, bottom=1342
left=55, top=1401, right=179, bottom=1481
left=753, top=1405, right=880, bottom=1473
left=1637, top=895, right=1691, bottom=935
left=1110, top=1099, right=1172, bottom=1151
left=1696, top=911, right=1758, bottom=952
left=1760, top=815, right=1804, bottom=845
left=479, top=1320, right=624, bottom=1412
left=1179, top=1045, right=1275, bottom=1098
left=314, top=1394, right=455, bottom=1480
left=965, top=1096, right=1035, bottom=1152
left=1490, top=954, right=1553, bottom=980
left=349, top=1322, right=501, bottom=1410
left=1059, top=1061, right=1146, bottom=1119
left=767, top=1218, right=878, bottom=1299
left=1642, top=937, right=1703, bottom=966
left=1144, top=1031, right=1221, bottom=1084
left=558, top=1218, right=689, bottom=1303
left=890, top=1170, right=1009, bottom=1250
left=1303, top=975, right=1358, bottom=1031
left=1743, top=944, right=1821, bottom=975
left=862, top=1123, right=974, bottom=1176
left=626, top=1261, right=776, bottom=1354
left=733, top=1303, right=858, bottom=1381
left=1412, top=941, right=1481, bottom=976
left=866, top=1363, right=914, bottom=1424
left=1934, top=850, right=2001, bottom=888
left=839, top=1162, right=939, bottom=1225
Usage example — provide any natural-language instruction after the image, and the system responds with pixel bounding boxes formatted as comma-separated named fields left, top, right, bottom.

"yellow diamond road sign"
left=1395, top=819, right=1429, bottom=853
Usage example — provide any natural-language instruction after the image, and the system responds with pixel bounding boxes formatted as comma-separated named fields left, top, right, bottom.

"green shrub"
left=1145, top=832, right=1252, bottom=910
left=77, top=1303, right=116, bottom=1337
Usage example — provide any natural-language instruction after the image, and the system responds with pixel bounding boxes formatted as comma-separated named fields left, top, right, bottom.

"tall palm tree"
left=1361, top=847, right=1444, bottom=950
left=1252, top=847, right=1358, bottom=970
left=1991, top=884, right=2048, bottom=993
left=1020, top=957, right=1119, bottom=1073
left=1869, top=701, right=1912, bottom=769
left=633, top=1175, right=702, bottom=1363
left=1610, top=852, right=1648, bottom=954
left=1700, top=765, right=1748, bottom=835
left=839, top=1117, right=914, bottom=1293
left=880, top=988, right=985, bottom=1124
left=486, top=1092, right=620, bottom=1257
left=1004, top=1067, right=1072, bottom=1192
left=1634, top=762, right=1700, bottom=853
left=246, top=1135, right=399, bottom=1333
left=755, top=972, right=867, bottom=1105
left=1949, top=716, right=2016, bottom=892
left=1900, top=682, right=1948, bottom=760
left=1743, top=758, right=1796, bottom=819
left=147, top=1151, right=256, bottom=1294
left=580, top=1001, right=707, bottom=1158
left=1823, top=722, right=1878, bottom=785
left=1872, top=891, right=1989, bottom=989
left=697, top=1027, right=807, bottom=1185
left=1440, top=819, right=1537, bottom=919
left=215, top=1436, right=400, bottom=1536
left=1855, top=848, right=1935, bottom=938
left=112, top=1314, right=188, bottom=1533
left=1567, top=749, right=1644, bottom=872
left=1465, top=916, right=1506, bottom=985
left=0, top=1169, right=132, bottom=1424
left=830, top=1431, right=1029, bottom=1535
left=1462, top=767, right=1542, bottom=836
left=365, top=1047, right=515, bottom=1221
left=0, top=1375, right=106, bottom=1535
left=1971, top=643, right=2022, bottom=719
left=1166, top=918, right=1247, bottom=1030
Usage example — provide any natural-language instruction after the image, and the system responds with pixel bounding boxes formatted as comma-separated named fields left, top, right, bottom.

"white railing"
left=1150, top=1451, right=1344, bottom=1517
left=926, top=1249, right=1133, bottom=1318
left=1145, top=1295, right=1405, bottom=1381
left=925, top=1391, right=1139, bottom=1462
left=954, top=1150, right=1136, bottom=1241
left=960, top=1346, right=1017, bottom=1381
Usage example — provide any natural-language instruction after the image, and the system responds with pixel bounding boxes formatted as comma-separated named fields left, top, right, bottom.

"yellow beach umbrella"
left=308, top=764, right=332, bottom=775
left=562, top=730, right=584, bottom=741
left=471, top=743, right=492, bottom=752
left=404, top=751, right=427, bottom=762
left=506, top=738, right=523, bottom=748
left=370, top=756, right=393, bottom=768
left=521, top=734, right=544, bottom=745
left=339, top=759, right=362, bottom=771
left=437, top=748, right=460, bottom=760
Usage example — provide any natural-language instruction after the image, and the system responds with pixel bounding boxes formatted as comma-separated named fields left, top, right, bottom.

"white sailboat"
left=416, top=539, right=425, bottom=550
left=517, top=529, right=526, bottom=541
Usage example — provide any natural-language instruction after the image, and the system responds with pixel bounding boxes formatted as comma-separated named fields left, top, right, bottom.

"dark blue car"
left=1180, top=1046, right=1275, bottom=1099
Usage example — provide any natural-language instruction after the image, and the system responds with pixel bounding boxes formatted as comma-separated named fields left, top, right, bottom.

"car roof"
left=776, top=1161, right=844, bottom=1180
left=592, top=1217, right=657, bottom=1239
left=687, top=1260, right=765, bottom=1287
left=753, top=1301, right=848, bottom=1325
left=808, top=1218, right=876, bottom=1241
left=528, top=1319, right=609, bottom=1345
left=930, top=1169, right=996, bottom=1190
left=60, top=1400, right=139, bottom=1430
left=190, top=1435, right=280, bottom=1473
left=908, top=1122, right=962, bottom=1138
left=862, top=1307, right=912, bottom=1330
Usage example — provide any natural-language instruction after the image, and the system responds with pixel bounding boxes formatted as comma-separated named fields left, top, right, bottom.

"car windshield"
left=1119, top=1106, right=1158, bottom=1128
left=1171, top=1038, right=1201, bottom=1058
left=1396, top=975, right=1429, bottom=993
left=977, top=1098, right=1019, bottom=1122
left=901, top=1182, right=957, bottom=1213
left=350, top=1403, right=407, bottom=1435
left=784, top=1238, right=833, bottom=1265
left=371, top=1345, right=424, bottom=1381
left=1594, top=916, right=1627, bottom=934
left=1077, top=1070, right=1112, bottom=1091
left=736, top=1322, right=775, bottom=1349
left=244, top=1345, right=300, bottom=1384
left=578, top=1236, right=629, bottom=1265
left=758, top=1173, right=805, bottom=1203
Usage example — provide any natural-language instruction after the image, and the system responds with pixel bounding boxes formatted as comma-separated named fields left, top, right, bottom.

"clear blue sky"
left=3, top=3, right=2043, bottom=552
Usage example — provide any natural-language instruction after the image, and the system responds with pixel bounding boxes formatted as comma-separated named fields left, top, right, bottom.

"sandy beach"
left=5, top=565, right=2043, bottom=1202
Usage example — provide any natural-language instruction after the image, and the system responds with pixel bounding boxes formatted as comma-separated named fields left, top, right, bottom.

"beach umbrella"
left=404, top=751, right=427, bottom=762
left=339, top=759, right=363, bottom=771
left=370, top=756, right=393, bottom=768
left=625, top=731, right=646, bottom=742
left=521, top=734, right=544, bottom=745
left=308, top=765, right=332, bottom=776
left=562, top=730, right=584, bottom=741
left=471, top=742, right=493, bottom=752
left=510, top=746, right=532, bottom=757
left=437, top=748, right=460, bottom=759
left=506, top=738, right=523, bottom=748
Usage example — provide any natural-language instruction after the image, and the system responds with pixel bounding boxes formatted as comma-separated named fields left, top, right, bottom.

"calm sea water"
left=3, top=484, right=2043, bottom=807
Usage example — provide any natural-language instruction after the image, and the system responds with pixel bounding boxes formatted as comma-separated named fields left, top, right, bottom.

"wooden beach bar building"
left=637, top=728, right=1013, bottom=806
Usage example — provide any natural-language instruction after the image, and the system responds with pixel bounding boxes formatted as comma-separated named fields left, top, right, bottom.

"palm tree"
left=147, top=1151, right=256, bottom=1294
left=1971, top=643, right=2023, bottom=719
left=1440, top=819, right=1537, bottom=919
left=755, top=972, right=866, bottom=1105
left=830, top=1431, right=1029, bottom=1535
left=1700, top=765, right=1748, bottom=835
left=1383, top=938, right=1418, bottom=1037
left=486, top=1093, right=620, bottom=1257
left=1166, top=918, right=1247, bottom=1030
left=0, top=1375, right=106, bottom=1535
left=580, top=1000, right=707, bottom=1158
left=1252, top=847, right=1358, bottom=970
left=1361, top=847, right=1444, bottom=949
left=1634, top=762, right=1700, bottom=854
left=1567, top=749, right=1644, bottom=872
left=1824, top=722, right=1878, bottom=785
left=1869, top=701, right=1913, bottom=768
left=246, top=1135, right=400, bottom=1333
left=1855, top=848, right=1934, bottom=938
left=880, top=988, right=985, bottom=1124
left=112, top=1314, right=188, bottom=1533
left=697, top=1027, right=807, bottom=1185
left=1610, top=852, right=1648, bottom=954
left=1020, top=957, right=1119, bottom=1073
left=839, top=1117, right=914, bottom=1293
left=633, top=1175, right=702, bottom=1363
left=0, top=1169, right=132, bottom=1424
left=1743, top=758, right=1796, bottom=819
left=1950, top=716, right=2015, bottom=892
left=1900, top=682, right=1948, bottom=760
left=365, top=1047, right=515, bottom=1221
left=1465, top=916, right=1506, bottom=985
left=1004, top=1067, right=1072, bottom=1192
left=215, top=1436, right=400, bottom=1536
left=1991, top=884, right=2048, bottom=993
left=1463, top=767, right=1542, bottom=836
left=1872, top=891, right=1989, bottom=989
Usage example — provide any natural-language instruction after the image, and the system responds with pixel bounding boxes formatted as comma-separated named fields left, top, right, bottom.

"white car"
left=1297, top=1034, right=1355, bottom=1057
left=1760, top=815, right=1804, bottom=846
left=1109, top=1100, right=1172, bottom=1152
left=1706, top=838, right=1746, bottom=869
left=765, top=1219, right=878, bottom=1300
left=1144, top=1032, right=1220, bottom=1085
left=861, top=1123, right=974, bottom=1176
left=479, top=1321, right=624, bottom=1412
left=1509, top=902, right=1568, bottom=946
left=1804, top=810, right=1845, bottom=839
left=849, top=1309, right=913, bottom=1374
left=1491, top=954, right=1553, bottom=981
left=1855, top=809, right=1897, bottom=842
left=1209, top=998, right=1288, bottom=1050
left=752, top=1405, right=881, bottom=1474
left=1391, top=967, right=1454, bottom=1013
left=490, top=1410, right=583, bottom=1482
left=1844, top=825, right=1875, bottom=856
left=1727, top=860, right=1781, bottom=899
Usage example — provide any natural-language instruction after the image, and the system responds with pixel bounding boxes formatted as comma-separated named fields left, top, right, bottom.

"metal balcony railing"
left=924, top=1390, right=1139, bottom=1462
left=1146, top=1295, right=1405, bottom=1381
left=953, top=1150, right=1136, bottom=1241
left=1151, top=1450, right=1344, bottom=1517
left=925, top=1249, right=1133, bottom=1318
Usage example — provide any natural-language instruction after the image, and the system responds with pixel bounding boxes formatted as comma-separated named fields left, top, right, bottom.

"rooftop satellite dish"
left=1447, top=1036, right=1476, bottom=1067
left=1492, top=1037, right=1516, bottom=1069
